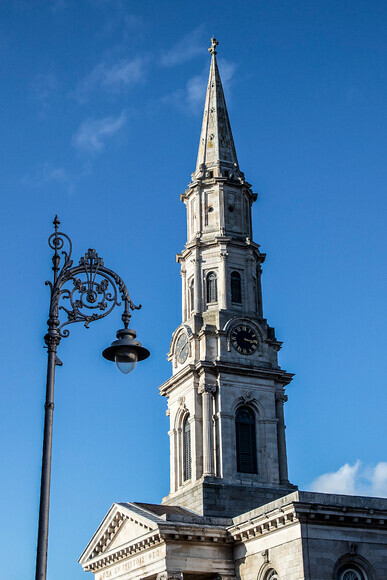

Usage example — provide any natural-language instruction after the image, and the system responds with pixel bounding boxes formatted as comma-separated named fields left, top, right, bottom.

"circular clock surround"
left=176, top=333, right=189, bottom=364
left=230, top=323, right=259, bottom=355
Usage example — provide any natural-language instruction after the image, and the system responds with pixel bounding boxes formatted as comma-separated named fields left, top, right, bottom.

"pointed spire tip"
left=195, top=37, right=239, bottom=177
left=209, top=37, right=219, bottom=55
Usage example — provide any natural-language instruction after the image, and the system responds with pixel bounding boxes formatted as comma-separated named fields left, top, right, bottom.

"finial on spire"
left=209, top=37, right=219, bottom=55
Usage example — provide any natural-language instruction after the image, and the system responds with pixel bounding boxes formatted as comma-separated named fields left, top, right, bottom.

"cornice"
left=177, top=238, right=265, bottom=264
left=228, top=499, right=387, bottom=545
left=180, top=178, right=255, bottom=200
left=159, top=364, right=198, bottom=397
left=213, top=360, right=294, bottom=385
left=83, top=528, right=163, bottom=572
left=228, top=504, right=298, bottom=543
left=159, top=360, right=293, bottom=397
left=157, top=522, right=230, bottom=543
left=293, top=501, right=387, bottom=529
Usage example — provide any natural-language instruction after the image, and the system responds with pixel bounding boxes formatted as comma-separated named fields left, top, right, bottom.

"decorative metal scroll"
left=45, top=216, right=140, bottom=341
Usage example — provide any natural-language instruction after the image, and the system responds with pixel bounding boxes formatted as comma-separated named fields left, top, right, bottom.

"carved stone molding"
left=198, top=383, right=217, bottom=395
left=275, top=393, right=288, bottom=404
left=241, top=389, right=254, bottom=404
left=349, top=542, right=358, bottom=554
left=157, top=573, right=183, bottom=580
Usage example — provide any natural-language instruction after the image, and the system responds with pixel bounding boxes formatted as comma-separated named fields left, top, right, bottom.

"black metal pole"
left=35, top=339, right=58, bottom=580
left=34, top=217, right=145, bottom=579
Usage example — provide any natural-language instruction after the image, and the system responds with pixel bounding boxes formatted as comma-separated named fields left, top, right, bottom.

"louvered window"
left=231, top=271, right=242, bottom=303
left=206, top=271, right=217, bottom=303
left=236, top=407, right=257, bottom=474
left=183, top=415, right=192, bottom=481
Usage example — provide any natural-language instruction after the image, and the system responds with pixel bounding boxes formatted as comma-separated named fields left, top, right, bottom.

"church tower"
left=160, top=39, right=296, bottom=517
left=80, top=39, right=387, bottom=580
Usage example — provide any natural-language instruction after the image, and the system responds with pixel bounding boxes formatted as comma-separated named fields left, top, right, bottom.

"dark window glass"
left=338, top=566, right=365, bottom=580
left=236, top=407, right=257, bottom=474
left=231, top=271, right=242, bottom=303
left=183, top=415, right=192, bottom=481
left=206, top=271, right=217, bottom=303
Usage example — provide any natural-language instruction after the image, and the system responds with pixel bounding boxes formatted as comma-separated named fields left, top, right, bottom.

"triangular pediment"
left=79, top=502, right=160, bottom=566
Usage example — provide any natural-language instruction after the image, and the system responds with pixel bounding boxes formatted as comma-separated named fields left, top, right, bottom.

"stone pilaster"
left=246, top=254, right=256, bottom=312
left=256, top=265, right=263, bottom=318
left=181, top=268, right=187, bottom=321
left=275, top=393, right=289, bottom=485
left=193, top=254, right=201, bottom=314
left=198, top=383, right=217, bottom=476
left=220, top=250, right=228, bottom=310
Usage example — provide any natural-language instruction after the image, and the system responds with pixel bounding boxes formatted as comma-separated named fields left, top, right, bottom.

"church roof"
left=131, top=502, right=195, bottom=517
left=195, top=38, right=239, bottom=177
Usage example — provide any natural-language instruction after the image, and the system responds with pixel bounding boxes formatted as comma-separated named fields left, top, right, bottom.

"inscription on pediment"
left=95, top=546, right=163, bottom=580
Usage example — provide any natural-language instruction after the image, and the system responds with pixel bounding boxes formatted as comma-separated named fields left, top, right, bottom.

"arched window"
left=231, top=271, right=242, bottom=303
left=235, top=406, right=257, bottom=474
left=206, top=271, right=217, bottom=303
left=334, top=555, right=373, bottom=580
left=264, top=571, right=279, bottom=580
left=338, top=567, right=366, bottom=580
left=189, top=279, right=194, bottom=313
left=183, top=415, right=192, bottom=481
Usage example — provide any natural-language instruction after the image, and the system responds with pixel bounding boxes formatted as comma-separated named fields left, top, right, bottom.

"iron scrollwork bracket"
left=45, top=216, right=140, bottom=347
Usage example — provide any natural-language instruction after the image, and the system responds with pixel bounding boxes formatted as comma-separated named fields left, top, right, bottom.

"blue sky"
left=1, top=1, right=386, bottom=578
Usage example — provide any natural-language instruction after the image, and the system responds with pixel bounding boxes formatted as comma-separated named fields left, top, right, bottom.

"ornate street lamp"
left=35, top=216, right=149, bottom=580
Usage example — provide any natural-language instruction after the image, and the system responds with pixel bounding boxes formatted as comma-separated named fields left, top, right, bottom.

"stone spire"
left=195, top=38, right=239, bottom=178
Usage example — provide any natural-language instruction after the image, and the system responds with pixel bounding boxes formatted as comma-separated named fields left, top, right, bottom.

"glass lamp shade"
left=102, top=327, right=150, bottom=375
left=115, top=348, right=138, bottom=374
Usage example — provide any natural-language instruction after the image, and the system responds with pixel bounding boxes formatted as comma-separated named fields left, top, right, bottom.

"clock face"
left=176, top=334, right=189, bottom=364
left=230, top=324, right=258, bottom=355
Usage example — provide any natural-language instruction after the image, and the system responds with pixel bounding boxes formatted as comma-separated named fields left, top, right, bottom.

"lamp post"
left=35, top=216, right=149, bottom=580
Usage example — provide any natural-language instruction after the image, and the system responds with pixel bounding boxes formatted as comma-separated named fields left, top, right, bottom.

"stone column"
left=275, top=393, right=289, bottom=485
left=199, top=384, right=216, bottom=476
left=220, top=250, right=228, bottom=310
left=181, top=268, right=187, bottom=321
left=168, top=424, right=177, bottom=493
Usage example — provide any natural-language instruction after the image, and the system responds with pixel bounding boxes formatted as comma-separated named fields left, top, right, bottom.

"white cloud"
left=22, top=162, right=75, bottom=195
left=162, top=58, right=236, bottom=114
left=98, top=12, right=143, bottom=41
left=30, top=73, right=58, bottom=110
left=370, top=462, right=387, bottom=497
left=74, top=57, right=146, bottom=102
left=186, top=73, right=207, bottom=111
left=72, top=111, right=127, bottom=152
left=160, top=26, right=206, bottom=67
left=218, top=59, right=236, bottom=87
left=310, top=461, right=387, bottom=497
